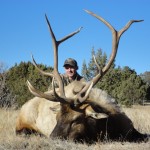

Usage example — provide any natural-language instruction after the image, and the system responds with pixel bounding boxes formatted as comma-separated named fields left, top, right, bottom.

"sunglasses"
left=64, top=65, right=75, bottom=70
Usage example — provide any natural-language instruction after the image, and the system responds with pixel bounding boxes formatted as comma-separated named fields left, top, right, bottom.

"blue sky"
left=0, top=0, right=149, bottom=75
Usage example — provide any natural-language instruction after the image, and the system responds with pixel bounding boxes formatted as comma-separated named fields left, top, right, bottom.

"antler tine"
left=75, top=82, right=93, bottom=106
left=45, top=14, right=82, bottom=45
left=26, top=80, right=69, bottom=104
left=75, top=55, right=102, bottom=104
left=26, top=80, right=54, bottom=100
left=31, top=54, right=53, bottom=77
left=58, top=27, right=83, bottom=44
left=118, top=20, right=144, bottom=38
left=93, top=55, right=101, bottom=73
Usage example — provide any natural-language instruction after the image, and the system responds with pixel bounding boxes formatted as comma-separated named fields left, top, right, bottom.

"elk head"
left=27, top=10, right=144, bottom=142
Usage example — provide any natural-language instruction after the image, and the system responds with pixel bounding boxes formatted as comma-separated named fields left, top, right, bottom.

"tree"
left=140, top=71, right=150, bottom=100
left=82, top=48, right=149, bottom=106
left=82, top=48, right=110, bottom=81
left=81, top=60, right=89, bottom=81
left=140, top=71, right=150, bottom=85
left=0, top=62, right=15, bottom=107
left=115, top=73, right=147, bottom=106
left=6, top=61, right=53, bottom=107
left=82, top=48, right=115, bottom=94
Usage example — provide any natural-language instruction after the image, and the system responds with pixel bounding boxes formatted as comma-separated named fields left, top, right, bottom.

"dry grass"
left=0, top=106, right=150, bottom=150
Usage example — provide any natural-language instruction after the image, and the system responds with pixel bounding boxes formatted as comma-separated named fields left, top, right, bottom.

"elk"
left=16, top=10, right=148, bottom=143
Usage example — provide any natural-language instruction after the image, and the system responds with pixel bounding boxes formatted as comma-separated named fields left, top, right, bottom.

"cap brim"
left=63, top=63, right=75, bottom=67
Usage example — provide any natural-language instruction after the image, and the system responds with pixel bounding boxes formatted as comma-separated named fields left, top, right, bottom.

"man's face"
left=64, top=65, right=77, bottom=78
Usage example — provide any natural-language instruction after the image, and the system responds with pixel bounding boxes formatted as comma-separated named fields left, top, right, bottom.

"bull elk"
left=16, top=10, right=149, bottom=143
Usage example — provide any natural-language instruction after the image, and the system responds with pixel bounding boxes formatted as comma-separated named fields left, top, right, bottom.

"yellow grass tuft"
left=0, top=106, right=150, bottom=150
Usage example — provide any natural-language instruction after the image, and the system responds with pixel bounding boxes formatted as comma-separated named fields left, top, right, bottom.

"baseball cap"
left=63, top=58, right=78, bottom=68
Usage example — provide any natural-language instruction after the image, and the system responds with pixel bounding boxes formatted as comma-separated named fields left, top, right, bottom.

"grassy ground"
left=0, top=105, right=149, bottom=150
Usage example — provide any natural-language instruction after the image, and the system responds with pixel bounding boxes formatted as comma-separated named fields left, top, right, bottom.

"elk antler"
left=27, top=14, right=83, bottom=104
left=75, top=9, right=143, bottom=104
left=27, top=11, right=143, bottom=107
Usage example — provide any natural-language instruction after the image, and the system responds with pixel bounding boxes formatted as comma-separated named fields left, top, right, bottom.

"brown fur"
left=16, top=81, right=148, bottom=143
left=51, top=86, right=148, bottom=143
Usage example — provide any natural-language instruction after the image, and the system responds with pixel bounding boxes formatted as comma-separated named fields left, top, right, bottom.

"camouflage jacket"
left=61, top=73, right=85, bottom=86
left=48, top=72, right=86, bottom=90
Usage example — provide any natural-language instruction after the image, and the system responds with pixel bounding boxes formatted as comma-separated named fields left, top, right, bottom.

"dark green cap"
left=63, top=58, right=78, bottom=68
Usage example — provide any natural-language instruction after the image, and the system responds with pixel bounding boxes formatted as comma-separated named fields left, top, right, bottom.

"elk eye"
left=71, top=115, right=84, bottom=126
left=71, top=120, right=81, bottom=127
left=71, top=122, right=76, bottom=127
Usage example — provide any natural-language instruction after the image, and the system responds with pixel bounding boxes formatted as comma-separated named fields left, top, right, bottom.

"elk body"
left=16, top=10, right=149, bottom=143
left=16, top=81, right=148, bottom=142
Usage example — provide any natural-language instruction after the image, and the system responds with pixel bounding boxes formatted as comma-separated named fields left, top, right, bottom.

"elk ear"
left=86, top=112, right=108, bottom=119
left=85, top=105, right=108, bottom=119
